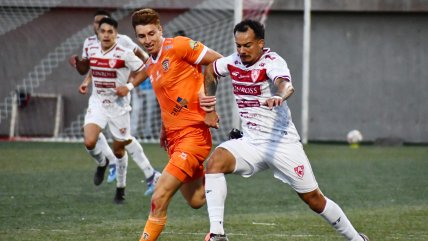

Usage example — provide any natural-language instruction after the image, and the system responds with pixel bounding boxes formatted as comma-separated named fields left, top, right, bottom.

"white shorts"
left=84, top=106, right=132, bottom=141
left=217, top=139, right=319, bottom=193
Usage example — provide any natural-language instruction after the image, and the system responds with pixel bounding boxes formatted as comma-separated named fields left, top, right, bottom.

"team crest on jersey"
left=189, top=40, right=199, bottom=49
left=109, top=59, right=117, bottom=68
left=294, top=165, right=305, bottom=178
left=251, top=69, right=261, bottom=82
left=162, top=59, right=169, bottom=71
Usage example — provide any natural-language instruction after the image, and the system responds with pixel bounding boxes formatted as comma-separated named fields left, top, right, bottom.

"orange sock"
left=139, top=215, right=167, bottom=241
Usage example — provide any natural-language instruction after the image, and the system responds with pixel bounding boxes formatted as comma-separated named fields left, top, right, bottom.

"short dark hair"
left=94, top=9, right=111, bottom=18
left=234, top=19, right=265, bottom=40
left=98, top=17, right=118, bottom=29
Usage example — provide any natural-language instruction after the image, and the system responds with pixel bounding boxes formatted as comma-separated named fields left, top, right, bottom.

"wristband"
left=272, top=96, right=283, bottom=100
left=126, top=83, right=134, bottom=91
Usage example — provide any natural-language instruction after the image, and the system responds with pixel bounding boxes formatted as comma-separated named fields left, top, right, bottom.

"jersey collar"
left=151, top=37, right=165, bottom=64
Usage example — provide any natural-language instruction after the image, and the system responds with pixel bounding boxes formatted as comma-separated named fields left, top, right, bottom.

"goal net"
left=0, top=0, right=274, bottom=143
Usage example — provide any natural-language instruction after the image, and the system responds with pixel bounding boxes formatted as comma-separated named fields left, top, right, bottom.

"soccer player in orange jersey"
left=118, top=8, right=222, bottom=241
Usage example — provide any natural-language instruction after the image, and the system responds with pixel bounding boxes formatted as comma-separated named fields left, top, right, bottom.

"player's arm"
left=115, top=68, right=148, bottom=97
left=198, top=48, right=222, bottom=66
left=200, top=62, right=220, bottom=129
left=263, top=77, right=294, bottom=110
left=69, top=55, right=90, bottom=75
left=134, top=48, right=149, bottom=62
left=79, top=72, right=92, bottom=95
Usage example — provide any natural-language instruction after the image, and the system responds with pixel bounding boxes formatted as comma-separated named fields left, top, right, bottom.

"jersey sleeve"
left=266, top=54, right=292, bottom=82
left=173, top=36, right=208, bottom=65
left=124, top=50, right=145, bottom=72
left=213, top=54, right=234, bottom=78
left=81, top=38, right=90, bottom=59
left=118, top=34, right=140, bottom=53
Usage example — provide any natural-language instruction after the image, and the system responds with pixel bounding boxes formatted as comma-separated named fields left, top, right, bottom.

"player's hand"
left=79, top=83, right=88, bottom=95
left=263, top=96, right=283, bottom=110
left=69, top=55, right=78, bottom=68
left=199, top=95, right=216, bottom=112
left=205, top=111, right=220, bottom=129
left=160, top=127, right=168, bottom=151
left=115, top=86, right=129, bottom=97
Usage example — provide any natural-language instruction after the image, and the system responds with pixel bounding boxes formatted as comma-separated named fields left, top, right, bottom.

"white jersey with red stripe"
left=87, top=42, right=144, bottom=117
left=214, top=48, right=300, bottom=143
left=82, top=34, right=140, bottom=59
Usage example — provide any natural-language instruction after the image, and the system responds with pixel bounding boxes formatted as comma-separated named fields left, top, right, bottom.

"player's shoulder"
left=117, top=34, right=134, bottom=43
left=172, top=36, right=203, bottom=51
left=262, top=48, right=285, bottom=62
left=84, top=35, right=98, bottom=45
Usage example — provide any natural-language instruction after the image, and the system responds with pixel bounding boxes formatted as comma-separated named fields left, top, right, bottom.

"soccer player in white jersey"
left=80, top=17, right=159, bottom=203
left=200, top=20, right=369, bottom=241
left=71, top=10, right=160, bottom=197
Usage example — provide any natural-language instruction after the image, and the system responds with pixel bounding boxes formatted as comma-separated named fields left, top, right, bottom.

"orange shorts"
left=164, top=125, right=212, bottom=183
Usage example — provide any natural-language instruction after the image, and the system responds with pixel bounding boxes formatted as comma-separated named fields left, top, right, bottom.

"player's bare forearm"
left=274, top=77, right=294, bottom=100
left=263, top=77, right=294, bottom=109
left=79, top=72, right=92, bottom=95
left=204, top=63, right=218, bottom=97
left=75, top=58, right=90, bottom=75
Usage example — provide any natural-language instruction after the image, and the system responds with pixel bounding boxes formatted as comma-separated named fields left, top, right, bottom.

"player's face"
left=134, top=24, right=163, bottom=56
left=98, top=23, right=117, bottom=50
left=93, top=15, right=109, bottom=34
left=235, top=28, right=264, bottom=66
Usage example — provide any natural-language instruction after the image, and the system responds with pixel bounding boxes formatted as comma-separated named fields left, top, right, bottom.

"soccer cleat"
left=144, top=170, right=161, bottom=196
left=359, top=233, right=370, bottom=241
left=93, top=158, right=109, bottom=186
left=114, top=187, right=125, bottom=204
left=205, top=233, right=229, bottom=241
left=107, top=164, right=117, bottom=183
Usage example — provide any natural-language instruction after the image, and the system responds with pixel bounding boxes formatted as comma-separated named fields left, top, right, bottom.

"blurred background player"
left=200, top=19, right=369, bottom=241
left=70, top=10, right=160, bottom=196
left=119, top=8, right=222, bottom=241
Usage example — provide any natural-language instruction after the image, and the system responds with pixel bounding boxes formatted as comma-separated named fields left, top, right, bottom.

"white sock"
left=125, top=136, right=154, bottom=179
left=86, top=143, right=106, bottom=166
left=98, top=133, right=116, bottom=165
left=205, top=173, right=227, bottom=235
left=320, top=197, right=363, bottom=241
left=116, top=153, right=128, bottom=188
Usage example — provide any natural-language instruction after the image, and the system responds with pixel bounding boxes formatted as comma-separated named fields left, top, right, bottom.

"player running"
left=71, top=10, right=160, bottom=197
left=200, top=19, right=369, bottom=241
left=116, top=8, right=221, bottom=241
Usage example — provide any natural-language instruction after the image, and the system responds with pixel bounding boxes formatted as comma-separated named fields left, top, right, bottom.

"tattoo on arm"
left=275, top=77, right=294, bottom=100
left=204, top=64, right=218, bottom=96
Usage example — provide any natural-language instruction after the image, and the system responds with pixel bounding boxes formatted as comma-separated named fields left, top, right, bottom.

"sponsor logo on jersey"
left=189, top=40, right=199, bottom=49
left=264, top=54, right=276, bottom=60
left=94, top=80, right=116, bottom=88
left=162, top=59, right=169, bottom=71
left=227, top=65, right=267, bottom=83
left=294, top=165, right=305, bottom=178
left=237, top=99, right=260, bottom=108
left=89, top=58, right=125, bottom=68
left=171, top=97, right=188, bottom=116
left=92, top=70, right=117, bottom=79
left=233, top=83, right=261, bottom=96
left=239, top=112, right=258, bottom=118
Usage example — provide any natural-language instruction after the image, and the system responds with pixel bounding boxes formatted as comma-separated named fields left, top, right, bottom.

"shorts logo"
left=109, top=59, right=117, bottom=68
left=142, top=232, right=150, bottom=240
left=119, top=128, right=127, bottom=136
left=162, top=59, right=169, bottom=71
left=294, top=165, right=305, bottom=178
left=180, top=152, right=187, bottom=160
left=189, top=40, right=199, bottom=49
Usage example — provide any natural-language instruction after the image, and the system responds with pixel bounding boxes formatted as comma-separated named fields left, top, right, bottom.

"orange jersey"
left=145, top=36, right=208, bottom=132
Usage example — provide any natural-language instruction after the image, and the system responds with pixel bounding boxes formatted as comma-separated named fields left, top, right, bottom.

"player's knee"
left=299, top=189, right=326, bottom=213
left=206, top=148, right=234, bottom=173
left=84, top=138, right=97, bottom=150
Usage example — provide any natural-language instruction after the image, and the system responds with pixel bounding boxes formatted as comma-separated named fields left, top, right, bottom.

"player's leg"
left=97, top=132, right=118, bottom=183
left=83, top=107, right=109, bottom=185
left=272, top=141, right=367, bottom=241
left=124, top=136, right=160, bottom=195
left=140, top=170, right=182, bottom=241
left=111, top=139, right=130, bottom=204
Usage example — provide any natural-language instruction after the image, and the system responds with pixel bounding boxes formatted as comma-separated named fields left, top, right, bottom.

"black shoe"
left=114, top=187, right=125, bottom=204
left=93, top=158, right=109, bottom=186
left=359, top=233, right=370, bottom=241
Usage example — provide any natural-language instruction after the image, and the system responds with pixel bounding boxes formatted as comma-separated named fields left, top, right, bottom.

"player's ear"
left=258, top=39, right=265, bottom=49
left=158, top=25, right=163, bottom=33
